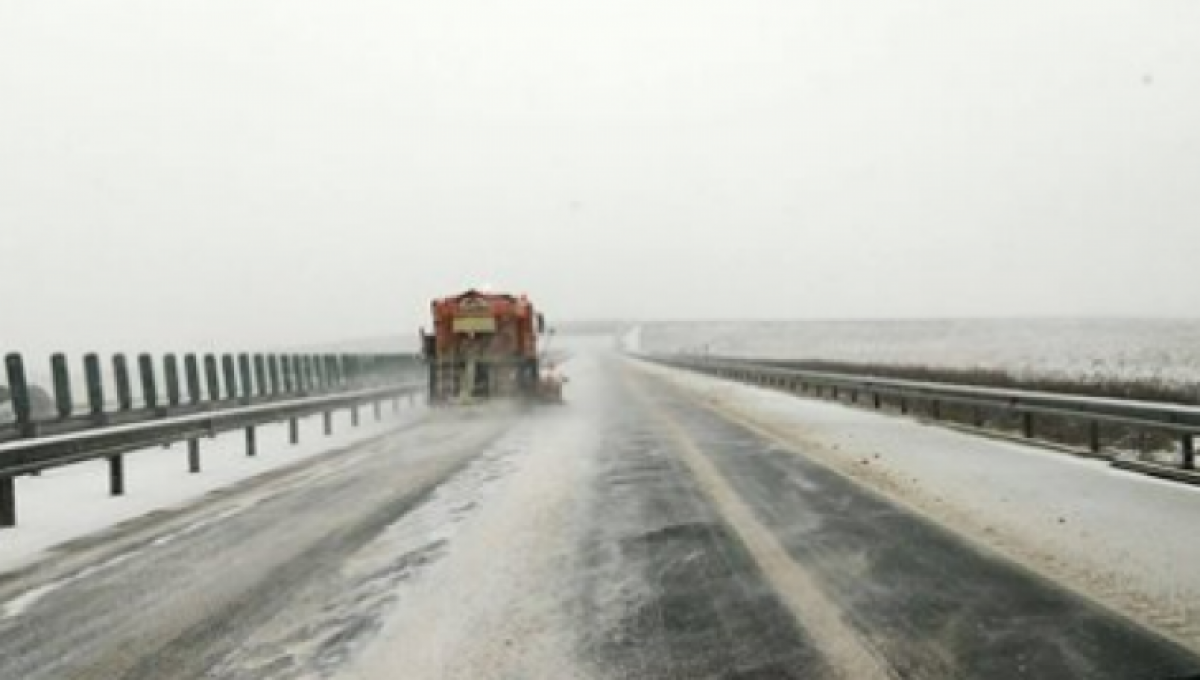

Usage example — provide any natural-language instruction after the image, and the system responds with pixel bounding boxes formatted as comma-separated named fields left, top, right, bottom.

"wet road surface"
left=0, top=350, right=1196, bottom=679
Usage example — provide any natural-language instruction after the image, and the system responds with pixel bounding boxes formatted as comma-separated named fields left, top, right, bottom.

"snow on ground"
left=638, top=360, right=1200, bottom=650
left=0, top=401, right=425, bottom=576
left=642, top=319, right=1200, bottom=389
left=336, top=347, right=606, bottom=680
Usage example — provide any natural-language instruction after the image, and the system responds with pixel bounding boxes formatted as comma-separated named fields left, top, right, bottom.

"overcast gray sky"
left=2, top=0, right=1199, bottom=353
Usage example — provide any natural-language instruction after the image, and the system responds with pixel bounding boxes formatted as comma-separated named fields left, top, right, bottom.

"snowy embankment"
left=0, top=405, right=425, bottom=576
left=640, top=360, right=1200, bottom=651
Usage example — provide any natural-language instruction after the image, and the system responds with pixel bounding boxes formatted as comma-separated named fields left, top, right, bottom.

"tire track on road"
left=577, top=376, right=831, bottom=679
left=657, top=363, right=1200, bottom=656
left=623, top=370, right=897, bottom=680
left=0, top=414, right=515, bottom=680
left=629, top=361, right=1200, bottom=678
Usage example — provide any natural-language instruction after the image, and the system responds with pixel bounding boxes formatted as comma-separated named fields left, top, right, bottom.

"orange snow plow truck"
left=420, top=289, right=564, bottom=405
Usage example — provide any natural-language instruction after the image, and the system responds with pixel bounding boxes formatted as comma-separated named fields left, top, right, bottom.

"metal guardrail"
left=1, top=351, right=422, bottom=441
left=651, top=355, right=1199, bottom=476
left=0, top=350, right=424, bottom=528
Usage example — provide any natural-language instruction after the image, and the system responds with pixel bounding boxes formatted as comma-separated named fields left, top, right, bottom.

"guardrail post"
left=138, top=353, right=159, bottom=411
left=108, top=455, right=125, bottom=496
left=1183, top=434, right=1195, bottom=470
left=872, top=392, right=881, bottom=410
left=222, top=354, right=237, bottom=402
left=374, top=400, right=382, bottom=422
left=51, top=353, right=73, bottom=419
left=289, top=417, right=300, bottom=445
left=238, top=354, right=253, bottom=403
left=246, top=426, right=257, bottom=457
left=292, top=355, right=304, bottom=393
left=203, top=355, right=220, bottom=401
left=84, top=353, right=105, bottom=420
left=188, top=438, right=201, bottom=473
left=899, top=396, right=908, bottom=415
left=281, top=356, right=295, bottom=395
left=1089, top=421, right=1102, bottom=454
left=973, top=406, right=985, bottom=428
left=164, top=354, right=181, bottom=407
left=327, top=355, right=340, bottom=389
left=269, top=355, right=281, bottom=396
left=1022, top=412, right=1035, bottom=439
left=185, top=354, right=202, bottom=405
left=254, top=354, right=268, bottom=398
left=0, top=477, right=16, bottom=527
left=5, top=353, right=34, bottom=436
left=351, top=402, right=360, bottom=427
left=311, top=355, right=324, bottom=391
left=296, top=355, right=310, bottom=393
left=324, top=410, right=333, bottom=436
left=931, top=400, right=942, bottom=420
left=113, top=354, right=133, bottom=411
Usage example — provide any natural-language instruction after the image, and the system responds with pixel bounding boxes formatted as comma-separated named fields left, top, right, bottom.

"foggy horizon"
left=4, top=1, right=1200, bottom=354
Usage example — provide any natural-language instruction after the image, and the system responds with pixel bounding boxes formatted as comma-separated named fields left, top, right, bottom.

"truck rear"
left=420, top=289, right=562, bottom=405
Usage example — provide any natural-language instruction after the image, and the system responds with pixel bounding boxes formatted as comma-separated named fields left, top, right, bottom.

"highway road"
left=0, top=349, right=1197, bottom=679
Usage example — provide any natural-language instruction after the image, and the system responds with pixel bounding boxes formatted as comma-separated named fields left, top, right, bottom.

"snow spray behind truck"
left=420, top=289, right=564, bottom=405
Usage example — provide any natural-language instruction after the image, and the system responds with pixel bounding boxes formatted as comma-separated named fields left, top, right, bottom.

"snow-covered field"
left=640, top=319, right=1200, bottom=391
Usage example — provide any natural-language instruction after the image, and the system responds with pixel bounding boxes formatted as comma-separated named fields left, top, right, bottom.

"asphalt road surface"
left=0, top=350, right=1197, bottom=679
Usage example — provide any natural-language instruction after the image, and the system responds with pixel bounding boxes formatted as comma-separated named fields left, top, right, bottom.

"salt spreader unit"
left=420, top=290, right=564, bottom=405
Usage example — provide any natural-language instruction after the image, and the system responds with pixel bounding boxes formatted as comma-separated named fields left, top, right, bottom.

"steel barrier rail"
left=1, top=351, right=423, bottom=443
left=740, top=358, right=1200, bottom=426
left=648, top=355, right=1198, bottom=475
left=0, top=382, right=423, bottom=528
